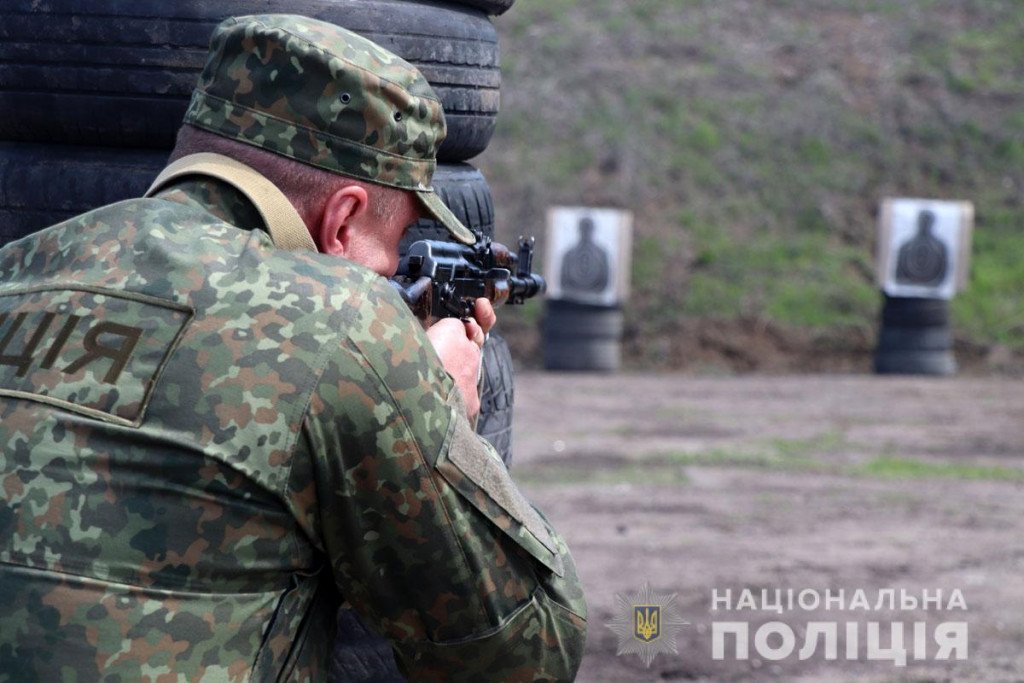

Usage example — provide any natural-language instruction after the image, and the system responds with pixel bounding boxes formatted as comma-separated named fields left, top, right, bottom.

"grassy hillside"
left=478, top=0, right=1024, bottom=372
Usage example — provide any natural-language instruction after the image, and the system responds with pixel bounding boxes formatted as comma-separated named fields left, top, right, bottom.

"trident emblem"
left=634, top=605, right=660, bottom=642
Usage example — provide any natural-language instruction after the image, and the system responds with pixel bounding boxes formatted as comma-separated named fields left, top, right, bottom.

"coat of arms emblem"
left=607, top=582, right=688, bottom=667
left=635, top=605, right=660, bottom=642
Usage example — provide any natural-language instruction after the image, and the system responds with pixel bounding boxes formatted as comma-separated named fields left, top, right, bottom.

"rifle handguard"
left=391, top=236, right=546, bottom=320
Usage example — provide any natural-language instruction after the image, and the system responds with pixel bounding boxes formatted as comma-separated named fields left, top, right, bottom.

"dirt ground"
left=510, top=372, right=1024, bottom=682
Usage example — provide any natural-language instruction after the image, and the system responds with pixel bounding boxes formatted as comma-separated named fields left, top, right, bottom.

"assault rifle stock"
left=390, top=236, right=546, bottom=321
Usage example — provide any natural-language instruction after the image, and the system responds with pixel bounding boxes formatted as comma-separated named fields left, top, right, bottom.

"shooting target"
left=878, top=199, right=972, bottom=300
left=545, top=207, right=633, bottom=306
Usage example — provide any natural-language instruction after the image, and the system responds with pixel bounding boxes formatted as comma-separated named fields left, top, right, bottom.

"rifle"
left=390, top=236, right=546, bottom=321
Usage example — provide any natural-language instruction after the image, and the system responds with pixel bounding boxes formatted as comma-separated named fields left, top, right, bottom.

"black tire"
left=0, top=0, right=499, bottom=161
left=543, top=336, right=621, bottom=372
left=542, top=300, right=623, bottom=370
left=330, top=608, right=405, bottom=683
left=877, top=326, right=953, bottom=352
left=446, top=0, right=515, bottom=16
left=543, top=302, right=624, bottom=339
left=880, top=295, right=950, bottom=327
left=874, top=350, right=957, bottom=376
left=882, top=296, right=948, bottom=313
left=399, top=163, right=494, bottom=250
left=477, top=331, right=515, bottom=465
left=0, top=142, right=167, bottom=247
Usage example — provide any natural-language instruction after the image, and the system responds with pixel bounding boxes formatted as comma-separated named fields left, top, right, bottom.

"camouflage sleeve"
left=290, top=278, right=587, bottom=681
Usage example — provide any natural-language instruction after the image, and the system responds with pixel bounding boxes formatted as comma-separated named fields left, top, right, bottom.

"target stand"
left=874, top=199, right=973, bottom=376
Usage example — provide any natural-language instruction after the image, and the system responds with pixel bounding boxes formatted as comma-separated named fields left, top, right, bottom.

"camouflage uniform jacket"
left=0, top=178, right=587, bottom=682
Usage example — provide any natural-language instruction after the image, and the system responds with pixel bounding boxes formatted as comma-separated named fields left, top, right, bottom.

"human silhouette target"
left=878, top=199, right=972, bottom=301
left=560, top=217, right=611, bottom=295
left=895, top=210, right=948, bottom=287
left=545, top=207, right=633, bottom=306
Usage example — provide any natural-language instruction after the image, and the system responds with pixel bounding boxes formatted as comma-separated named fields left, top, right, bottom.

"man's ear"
left=316, top=185, right=369, bottom=256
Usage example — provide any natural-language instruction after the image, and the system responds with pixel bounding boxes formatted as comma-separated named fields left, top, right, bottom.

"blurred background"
left=482, top=0, right=1023, bottom=374
left=480, top=2, right=1024, bottom=680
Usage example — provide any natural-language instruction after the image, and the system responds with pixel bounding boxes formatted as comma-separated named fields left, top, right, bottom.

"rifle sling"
left=144, top=153, right=317, bottom=253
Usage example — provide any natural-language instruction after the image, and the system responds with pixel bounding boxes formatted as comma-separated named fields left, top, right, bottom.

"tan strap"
left=145, top=153, right=318, bottom=253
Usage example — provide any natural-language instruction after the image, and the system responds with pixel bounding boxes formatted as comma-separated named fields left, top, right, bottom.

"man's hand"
left=426, top=298, right=496, bottom=419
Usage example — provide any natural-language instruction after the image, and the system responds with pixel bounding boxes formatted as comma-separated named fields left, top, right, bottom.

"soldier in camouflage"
left=0, top=15, right=586, bottom=682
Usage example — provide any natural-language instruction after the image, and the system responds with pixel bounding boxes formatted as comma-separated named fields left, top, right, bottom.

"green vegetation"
left=661, top=448, right=824, bottom=473
left=520, top=454, right=1024, bottom=486
left=655, top=430, right=848, bottom=472
left=856, top=456, right=1024, bottom=482
left=515, top=463, right=691, bottom=486
left=517, top=423, right=1024, bottom=485
left=521, top=452, right=1024, bottom=487
left=768, top=430, right=847, bottom=458
left=485, top=0, right=1024, bottom=368
left=684, top=231, right=878, bottom=328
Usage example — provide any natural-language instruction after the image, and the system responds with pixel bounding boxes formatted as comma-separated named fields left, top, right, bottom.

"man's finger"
left=464, top=319, right=485, bottom=348
left=474, top=298, right=497, bottom=335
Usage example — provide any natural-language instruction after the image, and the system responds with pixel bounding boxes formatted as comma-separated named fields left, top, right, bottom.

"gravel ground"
left=511, top=373, right=1024, bottom=682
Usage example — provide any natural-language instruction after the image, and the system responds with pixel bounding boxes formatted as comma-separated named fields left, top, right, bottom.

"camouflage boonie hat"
left=184, top=14, right=475, bottom=245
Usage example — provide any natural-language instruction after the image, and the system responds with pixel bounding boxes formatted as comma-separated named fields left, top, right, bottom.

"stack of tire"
left=874, top=295, right=957, bottom=376
left=1, top=1, right=516, bottom=681
left=543, top=299, right=624, bottom=371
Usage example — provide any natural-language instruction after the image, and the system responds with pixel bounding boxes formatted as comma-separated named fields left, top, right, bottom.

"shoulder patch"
left=437, top=414, right=565, bottom=577
left=0, top=285, right=192, bottom=426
